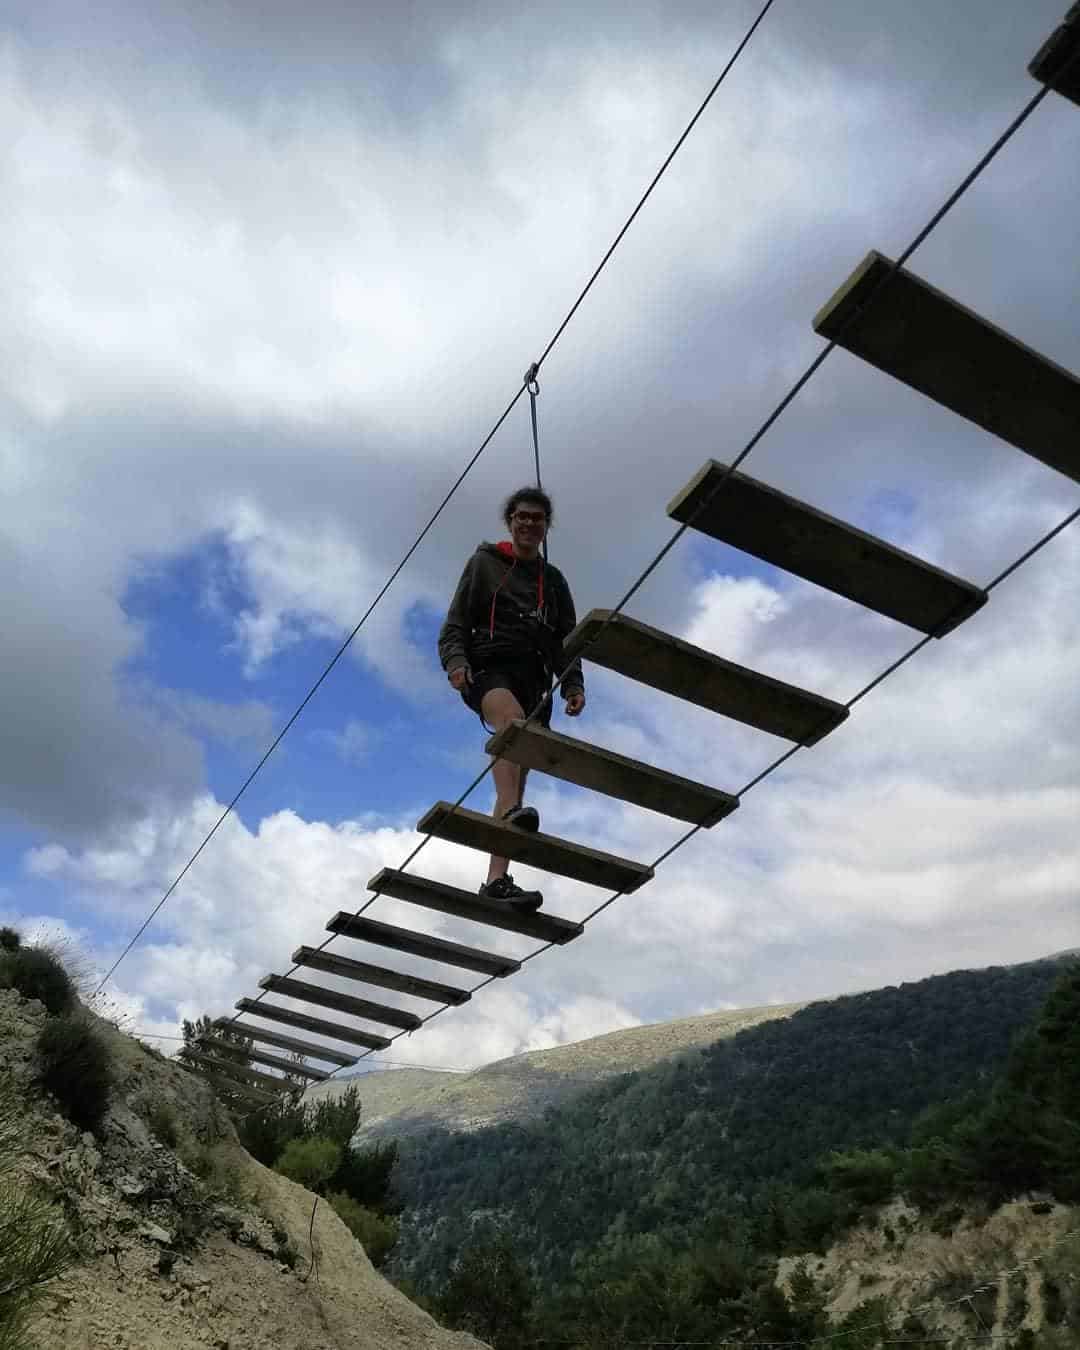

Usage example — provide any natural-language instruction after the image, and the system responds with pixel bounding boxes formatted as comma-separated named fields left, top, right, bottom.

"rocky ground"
left=778, top=1195, right=1078, bottom=1341
left=1, top=988, right=487, bottom=1350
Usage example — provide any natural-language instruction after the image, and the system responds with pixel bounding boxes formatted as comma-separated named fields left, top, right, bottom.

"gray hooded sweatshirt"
left=438, top=542, right=584, bottom=694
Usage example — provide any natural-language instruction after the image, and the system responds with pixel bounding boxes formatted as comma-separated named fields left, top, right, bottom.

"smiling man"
left=439, top=486, right=586, bottom=909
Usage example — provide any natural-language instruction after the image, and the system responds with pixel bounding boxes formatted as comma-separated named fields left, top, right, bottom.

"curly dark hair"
left=502, top=486, right=554, bottom=529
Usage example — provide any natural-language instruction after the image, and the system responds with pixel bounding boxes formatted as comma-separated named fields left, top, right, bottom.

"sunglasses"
left=512, top=510, right=547, bottom=525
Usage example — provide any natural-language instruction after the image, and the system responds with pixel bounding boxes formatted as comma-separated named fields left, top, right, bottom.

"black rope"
left=212, top=20, right=1079, bottom=1105
left=525, top=361, right=549, bottom=565
left=91, top=1, right=776, bottom=1002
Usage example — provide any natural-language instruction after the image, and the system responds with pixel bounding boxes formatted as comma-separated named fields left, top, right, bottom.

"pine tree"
left=437, top=1229, right=534, bottom=1347
left=180, top=1014, right=256, bottom=1112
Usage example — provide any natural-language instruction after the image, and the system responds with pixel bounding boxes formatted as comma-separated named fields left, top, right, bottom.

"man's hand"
left=448, top=665, right=472, bottom=692
left=565, top=690, right=586, bottom=717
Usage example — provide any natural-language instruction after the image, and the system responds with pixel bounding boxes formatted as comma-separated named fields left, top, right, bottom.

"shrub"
left=197, top=1144, right=247, bottom=1205
left=332, top=1140, right=400, bottom=1212
left=0, top=1077, right=76, bottom=1349
left=37, top=1014, right=112, bottom=1133
left=326, top=1191, right=399, bottom=1267
left=0, top=945, right=75, bottom=1015
left=0, top=928, right=20, bottom=952
left=147, top=1101, right=180, bottom=1149
left=436, top=1231, right=534, bottom=1343
left=274, top=1135, right=341, bottom=1191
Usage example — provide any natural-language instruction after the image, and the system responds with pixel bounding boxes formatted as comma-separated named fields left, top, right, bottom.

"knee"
left=482, top=689, right=525, bottom=729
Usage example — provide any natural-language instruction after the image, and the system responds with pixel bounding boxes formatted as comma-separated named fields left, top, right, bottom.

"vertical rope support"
left=524, top=361, right=547, bottom=563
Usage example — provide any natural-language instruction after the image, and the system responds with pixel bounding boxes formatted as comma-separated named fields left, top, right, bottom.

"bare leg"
left=480, top=688, right=527, bottom=884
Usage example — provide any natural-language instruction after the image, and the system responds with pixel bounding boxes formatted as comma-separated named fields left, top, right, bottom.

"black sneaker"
left=502, top=803, right=540, bottom=832
left=478, top=873, right=543, bottom=911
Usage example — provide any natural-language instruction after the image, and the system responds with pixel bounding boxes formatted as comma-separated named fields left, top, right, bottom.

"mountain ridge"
left=308, top=999, right=805, bottom=1138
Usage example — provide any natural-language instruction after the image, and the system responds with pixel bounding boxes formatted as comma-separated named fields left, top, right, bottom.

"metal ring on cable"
left=523, top=361, right=540, bottom=397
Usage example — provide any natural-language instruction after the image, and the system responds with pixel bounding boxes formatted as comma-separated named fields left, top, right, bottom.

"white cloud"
left=2, top=1, right=1079, bottom=1064
left=684, top=573, right=790, bottom=665
left=315, top=720, right=378, bottom=768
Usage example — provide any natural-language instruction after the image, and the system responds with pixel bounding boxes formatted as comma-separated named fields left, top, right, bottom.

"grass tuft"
left=0, top=945, right=76, bottom=1015
left=37, top=1014, right=113, bottom=1133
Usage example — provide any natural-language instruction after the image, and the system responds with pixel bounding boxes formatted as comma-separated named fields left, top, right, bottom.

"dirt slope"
left=779, top=1196, right=1078, bottom=1340
left=1, top=989, right=485, bottom=1350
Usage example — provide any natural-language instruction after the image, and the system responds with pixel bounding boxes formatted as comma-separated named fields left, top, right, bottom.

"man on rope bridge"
left=439, top=485, right=586, bottom=910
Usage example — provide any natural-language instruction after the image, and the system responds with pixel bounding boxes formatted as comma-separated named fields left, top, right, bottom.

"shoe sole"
left=503, top=811, right=540, bottom=833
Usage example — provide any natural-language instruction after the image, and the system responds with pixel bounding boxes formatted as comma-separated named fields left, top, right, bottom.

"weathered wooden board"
left=292, top=945, right=471, bottom=1006
left=417, top=802, right=654, bottom=892
left=487, top=720, right=739, bottom=826
left=199, top=1035, right=330, bottom=1080
left=326, top=912, right=520, bottom=978
left=258, top=975, right=421, bottom=1032
left=563, top=610, right=848, bottom=745
left=203, top=1072, right=280, bottom=1106
left=182, top=1049, right=287, bottom=1093
left=234, top=998, right=390, bottom=1051
left=368, top=868, right=583, bottom=944
left=217, top=1019, right=358, bottom=1067
left=814, top=252, right=1080, bottom=486
left=668, top=461, right=987, bottom=636
left=1029, top=4, right=1080, bottom=107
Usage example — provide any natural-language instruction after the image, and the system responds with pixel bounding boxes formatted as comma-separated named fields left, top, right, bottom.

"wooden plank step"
left=1030, top=4, right=1080, bottom=107
left=369, top=868, right=584, bottom=945
left=563, top=610, right=847, bottom=745
left=182, top=1049, right=288, bottom=1093
left=217, top=1019, right=358, bottom=1068
left=668, top=461, right=987, bottom=637
left=327, top=912, right=520, bottom=978
left=203, top=1072, right=280, bottom=1107
left=293, top=945, right=471, bottom=1007
left=259, top=974, right=422, bottom=1031
left=813, top=251, right=1080, bottom=487
left=199, top=1034, right=330, bottom=1081
left=234, top=998, right=389, bottom=1052
left=486, top=719, right=739, bottom=826
left=417, top=802, right=654, bottom=893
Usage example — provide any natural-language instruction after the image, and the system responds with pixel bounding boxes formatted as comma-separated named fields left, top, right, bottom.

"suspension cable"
left=206, top=25, right=1080, bottom=1089
left=90, top=1, right=778, bottom=1000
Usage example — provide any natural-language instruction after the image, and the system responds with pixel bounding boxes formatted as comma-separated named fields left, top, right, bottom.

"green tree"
left=437, top=1229, right=535, bottom=1348
left=180, top=1015, right=257, bottom=1113
left=332, top=1139, right=400, bottom=1213
left=275, top=1136, right=342, bottom=1191
left=326, top=1192, right=399, bottom=1267
left=309, top=1084, right=361, bottom=1148
left=823, top=1148, right=899, bottom=1206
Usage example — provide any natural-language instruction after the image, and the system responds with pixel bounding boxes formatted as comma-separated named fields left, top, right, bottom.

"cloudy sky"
left=3, top=0, right=1078, bottom=1076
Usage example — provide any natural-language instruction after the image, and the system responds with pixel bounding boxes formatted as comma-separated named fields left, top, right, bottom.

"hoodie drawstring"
left=489, top=557, right=517, bottom=640
left=488, top=549, right=546, bottom=643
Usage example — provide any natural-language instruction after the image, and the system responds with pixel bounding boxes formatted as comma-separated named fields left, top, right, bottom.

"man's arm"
left=438, top=556, right=477, bottom=675
left=553, top=571, right=585, bottom=699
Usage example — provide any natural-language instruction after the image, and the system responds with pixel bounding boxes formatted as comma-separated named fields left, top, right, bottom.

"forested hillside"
left=312, top=1001, right=802, bottom=1141
left=390, top=959, right=1065, bottom=1296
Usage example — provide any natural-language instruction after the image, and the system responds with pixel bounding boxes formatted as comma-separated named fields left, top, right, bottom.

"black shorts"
left=462, top=655, right=553, bottom=728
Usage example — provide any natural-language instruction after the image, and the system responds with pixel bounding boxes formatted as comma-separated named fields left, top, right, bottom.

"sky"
left=2, top=0, right=1078, bottom=1076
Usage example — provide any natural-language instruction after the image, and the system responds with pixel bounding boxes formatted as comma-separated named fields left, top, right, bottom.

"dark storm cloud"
left=0, top=530, right=207, bottom=837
